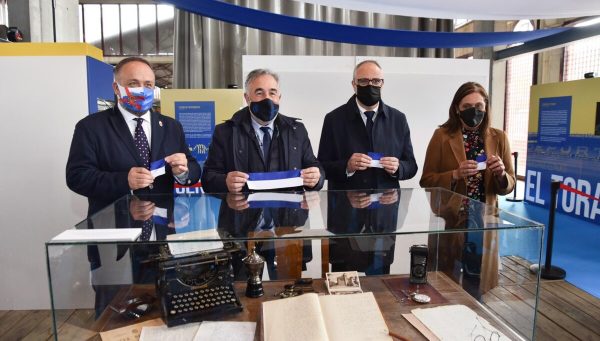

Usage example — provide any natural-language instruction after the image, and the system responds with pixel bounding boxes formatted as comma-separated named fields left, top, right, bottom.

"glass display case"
left=46, top=188, right=544, bottom=340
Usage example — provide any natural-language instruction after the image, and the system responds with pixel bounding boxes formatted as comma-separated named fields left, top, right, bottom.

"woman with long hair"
left=420, top=81, right=516, bottom=295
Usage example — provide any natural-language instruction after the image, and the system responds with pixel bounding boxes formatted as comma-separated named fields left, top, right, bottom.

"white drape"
left=0, top=0, right=8, bottom=26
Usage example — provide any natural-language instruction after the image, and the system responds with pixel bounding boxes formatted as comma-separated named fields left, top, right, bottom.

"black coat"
left=318, top=96, right=418, bottom=190
left=201, top=108, right=324, bottom=193
left=66, top=107, right=201, bottom=215
left=326, top=189, right=404, bottom=274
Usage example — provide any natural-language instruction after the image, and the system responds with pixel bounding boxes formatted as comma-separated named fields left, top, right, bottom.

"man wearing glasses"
left=317, top=60, right=417, bottom=190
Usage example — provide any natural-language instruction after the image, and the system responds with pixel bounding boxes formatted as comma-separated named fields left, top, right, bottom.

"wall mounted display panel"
left=525, top=77, right=600, bottom=225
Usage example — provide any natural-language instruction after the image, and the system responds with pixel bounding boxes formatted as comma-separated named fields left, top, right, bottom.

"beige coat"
left=421, top=126, right=516, bottom=294
left=420, top=126, right=515, bottom=206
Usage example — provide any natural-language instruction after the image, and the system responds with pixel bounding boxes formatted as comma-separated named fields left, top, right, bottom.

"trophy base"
left=246, top=283, right=264, bottom=298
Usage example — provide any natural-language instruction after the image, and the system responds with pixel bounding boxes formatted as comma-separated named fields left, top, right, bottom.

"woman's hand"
left=453, top=160, right=478, bottom=180
left=487, top=155, right=506, bottom=180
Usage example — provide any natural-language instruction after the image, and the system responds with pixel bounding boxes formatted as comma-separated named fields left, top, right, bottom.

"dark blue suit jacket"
left=318, top=96, right=418, bottom=190
left=66, top=107, right=200, bottom=215
left=201, top=108, right=324, bottom=193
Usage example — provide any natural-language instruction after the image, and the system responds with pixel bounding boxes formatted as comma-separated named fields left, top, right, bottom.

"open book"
left=262, top=292, right=391, bottom=341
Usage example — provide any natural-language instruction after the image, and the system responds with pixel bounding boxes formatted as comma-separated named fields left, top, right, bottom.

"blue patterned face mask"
left=250, top=98, right=279, bottom=122
left=117, top=84, right=154, bottom=115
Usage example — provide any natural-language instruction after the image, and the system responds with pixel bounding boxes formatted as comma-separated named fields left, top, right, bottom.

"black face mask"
left=356, top=85, right=381, bottom=107
left=250, top=98, right=279, bottom=122
left=459, top=107, right=485, bottom=128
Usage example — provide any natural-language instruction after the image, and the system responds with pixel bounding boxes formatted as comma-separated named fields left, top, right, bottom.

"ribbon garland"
left=161, top=0, right=570, bottom=48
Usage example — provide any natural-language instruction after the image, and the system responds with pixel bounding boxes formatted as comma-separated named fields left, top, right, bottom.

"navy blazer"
left=318, top=96, right=418, bottom=190
left=201, top=108, right=324, bottom=193
left=66, top=107, right=200, bottom=215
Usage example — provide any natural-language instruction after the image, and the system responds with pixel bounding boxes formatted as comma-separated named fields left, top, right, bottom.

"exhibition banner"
left=174, top=101, right=215, bottom=162
left=161, top=89, right=244, bottom=165
left=525, top=78, right=600, bottom=224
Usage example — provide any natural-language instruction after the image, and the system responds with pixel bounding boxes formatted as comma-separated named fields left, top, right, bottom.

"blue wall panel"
left=86, top=57, right=114, bottom=114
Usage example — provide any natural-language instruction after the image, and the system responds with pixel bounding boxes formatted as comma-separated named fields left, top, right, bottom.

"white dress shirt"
left=356, top=98, right=380, bottom=126
left=119, top=103, right=152, bottom=142
left=250, top=114, right=276, bottom=149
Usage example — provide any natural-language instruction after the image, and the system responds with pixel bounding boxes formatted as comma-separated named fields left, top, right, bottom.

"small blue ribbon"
left=368, top=152, right=383, bottom=160
left=150, top=159, right=165, bottom=171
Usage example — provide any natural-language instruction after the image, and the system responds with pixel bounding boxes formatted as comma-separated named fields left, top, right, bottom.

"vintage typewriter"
left=156, top=246, right=243, bottom=327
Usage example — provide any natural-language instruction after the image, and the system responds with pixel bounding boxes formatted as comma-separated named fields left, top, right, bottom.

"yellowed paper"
left=262, top=293, right=329, bottom=341
left=319, top=292, right=392, bottom=341
left=262, top=292, right=391, bottom=341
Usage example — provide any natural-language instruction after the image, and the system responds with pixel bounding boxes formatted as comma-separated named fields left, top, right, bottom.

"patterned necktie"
left=133, top=118, right=150, bottom=169
left=139, top=220, right=154, bottom=241
left=260, top=126, right=272, bottom=162
left=364, top=111, right=375, bottom=150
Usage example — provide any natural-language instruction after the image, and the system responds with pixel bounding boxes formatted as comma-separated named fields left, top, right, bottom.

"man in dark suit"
left=317, top=60, right=418, bottom=190
left=217, top=192, right=312, bottom=280
left=326, top=189, right=402, bottom=275
left=201, top=68, right=323, bottom=193
left=66, top=57, right=200, bottom=216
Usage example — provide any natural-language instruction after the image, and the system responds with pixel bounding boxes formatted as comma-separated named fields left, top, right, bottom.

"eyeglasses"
left=355, top=78, right=384, bottom=87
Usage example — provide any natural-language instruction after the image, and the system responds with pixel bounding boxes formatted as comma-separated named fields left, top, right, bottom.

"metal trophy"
left=242, top=245, right=265, bottom=298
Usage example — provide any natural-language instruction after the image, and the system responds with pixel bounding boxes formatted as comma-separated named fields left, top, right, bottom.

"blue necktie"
left=261, top=126, right=272, bottom=163
left=261, top=208, right=274, bottom=230
left=133, top=118, right=150, bottom=169
left=364, top=111, right=375, bottom=150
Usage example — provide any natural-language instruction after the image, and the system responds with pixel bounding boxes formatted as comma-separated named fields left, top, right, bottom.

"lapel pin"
left=159, top=120, right=163, bottom=127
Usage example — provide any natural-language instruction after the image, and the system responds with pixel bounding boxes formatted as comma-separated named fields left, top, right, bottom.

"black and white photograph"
left=326, top=271, right=363, bottom=295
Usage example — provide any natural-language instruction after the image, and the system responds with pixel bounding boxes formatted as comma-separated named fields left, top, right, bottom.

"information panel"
left=537, top=96, right=571, bottom=144
left=525, top=78, right=600, bottom=224
left=175, top=101, right=215, bottom=163
left=160, top=88, right=244, bottom=167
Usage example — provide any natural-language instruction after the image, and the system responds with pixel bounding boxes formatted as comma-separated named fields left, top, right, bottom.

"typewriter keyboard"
left=166, top=285, right=240, bottom=316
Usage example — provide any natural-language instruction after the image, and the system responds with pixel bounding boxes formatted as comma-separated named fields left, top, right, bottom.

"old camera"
left=409, top=244, right=428, bottom=284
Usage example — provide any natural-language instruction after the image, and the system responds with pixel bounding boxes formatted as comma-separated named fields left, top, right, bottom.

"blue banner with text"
left=175, top=101, right=215, bottom=163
